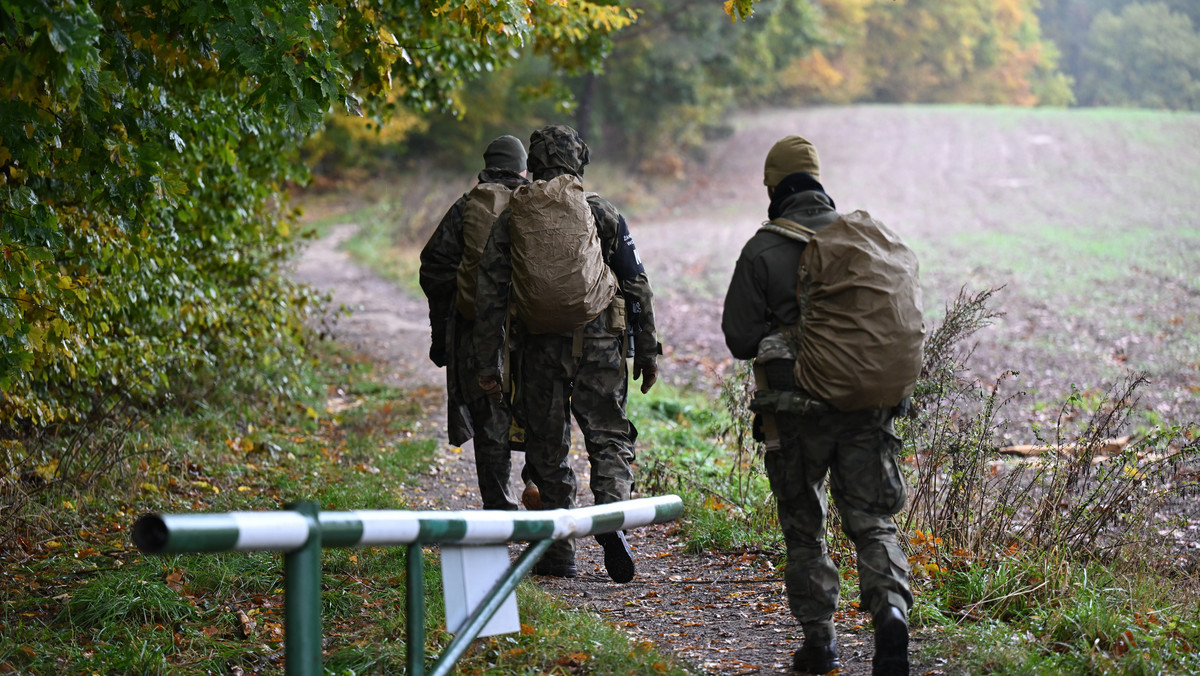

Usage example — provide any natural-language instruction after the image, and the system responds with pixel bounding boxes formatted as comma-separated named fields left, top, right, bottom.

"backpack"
left=788, top=209, right=925, bottom=412
left=507, top=174, right=616, bottom=334
left=455, top=182, right=515, bottom=320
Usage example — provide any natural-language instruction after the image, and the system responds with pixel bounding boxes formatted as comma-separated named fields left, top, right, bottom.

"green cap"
left=483, top=135, right=527, bottom=173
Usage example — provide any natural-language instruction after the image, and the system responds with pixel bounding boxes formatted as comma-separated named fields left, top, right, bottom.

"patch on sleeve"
left=609, top=215, right=644, bottom=279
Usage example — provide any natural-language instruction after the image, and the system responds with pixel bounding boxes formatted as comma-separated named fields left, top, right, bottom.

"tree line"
left=320, top=0, right=1076, bottom=173
left=327, top=0, right=1197, bottom=176
left=1040, top=0, right=1200, bottom=110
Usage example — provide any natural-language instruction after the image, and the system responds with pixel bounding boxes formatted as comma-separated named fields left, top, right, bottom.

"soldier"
left=721, top=136, right=912, bottom=676
left=473, top=124, right=661, bottom=582
left=419, top=135, right=531, bottom=511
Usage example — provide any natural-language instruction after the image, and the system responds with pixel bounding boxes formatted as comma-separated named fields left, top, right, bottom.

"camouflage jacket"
left=473, top=172, right=659, bottom=376
left=721, top=190, right=839, bottom=361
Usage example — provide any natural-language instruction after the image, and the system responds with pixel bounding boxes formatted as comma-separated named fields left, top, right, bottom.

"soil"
left=292, top=106, right=1200, bottom=675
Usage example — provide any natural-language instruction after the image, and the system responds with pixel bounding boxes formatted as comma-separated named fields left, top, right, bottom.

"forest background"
left=3, top=0, right=1200, bottom=673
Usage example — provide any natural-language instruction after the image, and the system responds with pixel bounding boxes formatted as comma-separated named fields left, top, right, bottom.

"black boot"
left=793, top=638, right=840, bottom=675
left=872, top=605, right=909, bottom=676
left=531, top=559, right=578, bottom=578
left=531, top=540, right=577, bottom=578
left=595, top=531, right=635, bottom=583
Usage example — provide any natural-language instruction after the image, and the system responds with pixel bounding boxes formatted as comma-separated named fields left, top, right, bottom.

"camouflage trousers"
left=464, top=392, right=518, bottom=511
left=514, top=328, right=636, bottom=564
left=451, top=315, right=517, bottom=511
left=764, top=406, right=913, bottom=641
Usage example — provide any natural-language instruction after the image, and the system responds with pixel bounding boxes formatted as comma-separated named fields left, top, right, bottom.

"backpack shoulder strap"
left=759, top=217, right=817, bottom=243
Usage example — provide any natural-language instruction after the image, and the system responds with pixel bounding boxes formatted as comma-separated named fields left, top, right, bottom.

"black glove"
left=478, top=375, right=503, bottom=402
left=632, top=360, right=657, bottom=394
left=429, top=342, right=448, bottom=368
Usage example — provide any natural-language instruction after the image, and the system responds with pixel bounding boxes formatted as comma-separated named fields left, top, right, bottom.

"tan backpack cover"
left=508, top=174, right=616, bottom=334
left=455, top=182, right=514, bottom=320
left=793, top=210, right=925, bottom=412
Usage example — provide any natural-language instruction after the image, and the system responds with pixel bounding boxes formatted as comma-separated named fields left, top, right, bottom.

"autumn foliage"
left=778, top=0, right=1073, bottom=106
left=0, top=0, right=641, bottom=500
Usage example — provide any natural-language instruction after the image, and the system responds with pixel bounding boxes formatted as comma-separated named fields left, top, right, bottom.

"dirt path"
left=293, top=105, right=1200, bottom=675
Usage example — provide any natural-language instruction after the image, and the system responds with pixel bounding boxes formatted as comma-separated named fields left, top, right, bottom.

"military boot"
left=872, top=605, right=909, bottom=676
left=595, top=530, right=635, bottom=583
left=532, top=558, right=577, bottom=578
left=792, top=639, right=840, bottom=675
left=531, top=539, right=577, bottom=578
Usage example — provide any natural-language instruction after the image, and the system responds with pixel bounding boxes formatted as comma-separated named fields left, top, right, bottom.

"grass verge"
left=0, top=341, right=689, bottom=675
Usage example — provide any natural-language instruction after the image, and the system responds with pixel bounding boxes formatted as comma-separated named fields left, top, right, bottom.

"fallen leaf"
left=165, top=569, right=185, bottom=592
left=236, top=608, right=257, bottom=637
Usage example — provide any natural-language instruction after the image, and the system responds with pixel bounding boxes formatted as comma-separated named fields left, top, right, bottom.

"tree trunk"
left=575, top=73, right=596, bottom=141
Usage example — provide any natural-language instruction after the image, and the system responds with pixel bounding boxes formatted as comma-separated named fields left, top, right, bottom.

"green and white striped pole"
left=134, top=495, right=683, bottom=552
left=132, top=495, right=684, bottom=675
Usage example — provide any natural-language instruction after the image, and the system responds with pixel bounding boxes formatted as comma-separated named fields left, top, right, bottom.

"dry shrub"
left=901, top=287, right=1200, bottom=573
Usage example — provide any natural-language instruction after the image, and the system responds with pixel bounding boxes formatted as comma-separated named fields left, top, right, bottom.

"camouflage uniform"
left=473, top=125, right=660, bottom=567
left=420, top=161, right=529, bottom=511
left=721, top=183, right=913, bottom=645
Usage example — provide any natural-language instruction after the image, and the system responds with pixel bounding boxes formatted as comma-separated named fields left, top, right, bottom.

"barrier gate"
left=132, top=495, right=683, bottom=676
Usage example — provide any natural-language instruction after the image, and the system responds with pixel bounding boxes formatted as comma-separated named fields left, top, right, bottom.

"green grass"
left=918, top=554, right=1200, bottom=675
left=629, top=381, right=781, bottom=555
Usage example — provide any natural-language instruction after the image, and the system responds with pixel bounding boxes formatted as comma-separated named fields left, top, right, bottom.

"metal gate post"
left=407, top=542, right=426, bottom=676
left=284, top=501, right=323, bottom=676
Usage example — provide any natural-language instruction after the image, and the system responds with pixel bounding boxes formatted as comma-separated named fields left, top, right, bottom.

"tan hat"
left=763, top=135, right=820, bottom=186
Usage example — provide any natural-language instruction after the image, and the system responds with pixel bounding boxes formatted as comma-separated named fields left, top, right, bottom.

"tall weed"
left=903, top=288, right=1200, bottom=573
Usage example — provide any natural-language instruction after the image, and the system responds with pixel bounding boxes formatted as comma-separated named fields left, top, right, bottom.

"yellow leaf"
left=33, top=460, right=58, bottom=481
left=140, top=482, right=159, bottom=493
left=306, top=407, right=319, bottom=420
left=62, top=500, right=75, bottom=511
left=237, top=486, right=252, bottom=492
left=25, top=325, right=47, bottom=352
left=46, top=541, right=63, bottom=549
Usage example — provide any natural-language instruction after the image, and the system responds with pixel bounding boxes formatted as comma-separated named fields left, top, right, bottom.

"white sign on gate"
left=440, top=544, right=520, bottom=637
